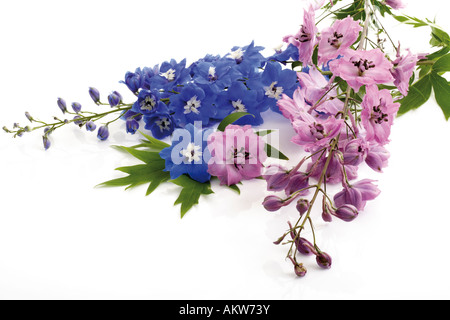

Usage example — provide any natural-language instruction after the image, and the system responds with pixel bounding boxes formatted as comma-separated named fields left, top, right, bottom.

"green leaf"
left=426, top=47, right=450, bottom=61
left=111, top=145, right=163, bottom=164
left=265, top=143, right=289, bottom=160
left=171, top=175, right=214, bottom=218
left=430, top=27, right=450, bottom=47
left=430, top=72, right=450, bottom=120
left=217, top=112, right=254, bottom=132
left=255, top=129, right=275, bottom=137
left=398, top=74, right=433, bottom=116
left=134, top=131, right=170, bottom=151
left=432, top=53, right=450, bottom=73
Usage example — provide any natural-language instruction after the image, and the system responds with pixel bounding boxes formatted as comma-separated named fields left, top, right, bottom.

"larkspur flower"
left=247, top=61, right=298, bottom=113
left=132, top=89, right=161, bottom=116
left=226, top=41, right=266, bottom=72
left=159, top=124, right=211, bottom=183
left=329, top=48, right=394, bottom=91
left=215, top=81, right=263, bottom=126
left=150, top=59, right=191, bottom=92
left=121, top=67, right=146, bottom=94
left=391, top=46, right=418, bottom=96
left=267, top=43, right=300, bottom=63
left=277, top=88, right=307, bottom=121
left=318, top=16, right=363, bottom=65
left=291, top=112, right=344, bottom=152
left=297, top=66, right=344, bottom=116
left=170, top=83, right=216, bottom=127
left=334, top=179, right=380, bottom=211
left=283, top=5, right=318, bottom=65
left=192, top=60, right=241, bottom=95
left=361, top=85, right=400, bottom=145
left=143, top=102, right=175, bottom=140
left=207, top=125, right=267, bottom=186
left=365, top=143, right=390, bottom=172
left=342, top=137, right=369, bottom=166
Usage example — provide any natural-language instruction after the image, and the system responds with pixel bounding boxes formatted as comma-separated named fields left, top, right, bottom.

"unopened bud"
left=85, top=121, right=96, bottom=132
left=25, top=112, right=33, bottom=122
left=334, top=204, right=359, bottom=222
left=294, top=263, right=307, bottom=277
left=42, top=135, right=51, bottom=150
left=316, top=251, right=332, bottom=269
left=57, top=98, right=67, bottom=114
left=296, top=237, right=316, bottom=256
left=126, top=118, right=139, bottom=134
left=296, top=199, right=310, bottom=216
left=262, top=195, right=284, bottom=212
left=71, top=102, right=82, bottom=113
left=108, top=92, right=121, bottom=107
left=97, top=125, right=109, bottom=141
left=89, top=87, right=101, bottom=104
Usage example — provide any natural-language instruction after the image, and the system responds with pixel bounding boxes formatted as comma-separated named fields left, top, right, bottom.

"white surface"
left=1, top=0, right=450, bottom=300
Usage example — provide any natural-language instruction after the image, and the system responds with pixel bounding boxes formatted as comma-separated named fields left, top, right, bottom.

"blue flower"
left=267, top=43, right=300, bottom=63
left=121, top=67, right=146, bottom=94
left=169, top=83, right=217, bottom=127
left=192, top=60, right=241, bottom=95
left=149, top=59, right=191, bottom=92
left=97, top=125, right=109, bottom=141
left=225, top=41, right=266, bottom=76
left=247, top=61, right=298, bottom=113
left=215, top=81, right=264, bottom=126
left=132, top=89, right=165, bottom=116
left=143, top=101, right=175, bottom=140
left=159, top=124, right=211, bottom=183
left=126, top=118, right=140, bottom=134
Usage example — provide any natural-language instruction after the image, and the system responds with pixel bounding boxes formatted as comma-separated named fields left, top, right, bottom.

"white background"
left=1, top=0, right=450, bottom=300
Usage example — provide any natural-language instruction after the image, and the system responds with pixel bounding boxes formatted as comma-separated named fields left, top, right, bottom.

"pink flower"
left=283, top=6, right=318, bottom=65
left=361, top=85, right=400, bottom=145
left=291, top=112, right=344, bottom=152
left=384, top=0, right=406, bottom=10
left=329, top=48, right=394, bottom=91
left=334, top=179, right=380, bottom=211
left=207, top=125, right=267, bottom=186
left=365, top=143, right=390, bottom=172
left=277, top=88, right=307, bottom=121
left=391, top=47, right=418, bottom=96
left=318, top=16, right=363, bottom=65
left=297, top=66, right=344, bottom=116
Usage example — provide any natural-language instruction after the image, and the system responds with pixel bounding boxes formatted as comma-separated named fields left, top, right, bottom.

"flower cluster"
left=262, top=0, right=421, bottom=276
left=3, top=0, right=449, bottom=279
left=121, top=41, right=299, bottom=138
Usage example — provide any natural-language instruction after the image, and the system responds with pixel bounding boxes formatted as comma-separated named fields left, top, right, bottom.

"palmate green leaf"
left=430, top=72, right=450, bottom=120
left=398, top=74, right=433, bottom=116
left=171, top=175, right=214, bottom=218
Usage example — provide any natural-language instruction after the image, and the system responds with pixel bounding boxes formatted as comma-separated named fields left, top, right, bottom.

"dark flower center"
left=328, top=32, right=344, bottom=48
left=352, top=58, right=376, bottom=76
left=310, top=123, right=325, bottom=140
left=371, top=100, right=389, bottom=124
left=296, top=25, right=312, bottom=43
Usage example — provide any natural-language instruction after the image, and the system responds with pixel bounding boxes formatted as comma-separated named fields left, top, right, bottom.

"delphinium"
left=263, top=0, right=450, bottom=277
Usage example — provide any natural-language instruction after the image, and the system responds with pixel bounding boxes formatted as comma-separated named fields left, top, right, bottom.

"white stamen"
left=231, top=99, right=247, bottom=113
left=180, top=142, right=203, bottom=163
left=161, top=68, right=176, bottom=81
left=208, top=66, right=216, bottom=78
left=228, top=48, right=244, bottom=61
left=155, top=117, right=170, bottom=132
left=264, top=81, right=284, bottom=100
left=184, top=96, right=201, bottom=114
left=140, top=95, right=156, bottom=111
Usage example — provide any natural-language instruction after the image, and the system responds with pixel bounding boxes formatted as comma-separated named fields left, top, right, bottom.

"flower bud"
left=322, top=199, right=334, bottom=222
left=89, top=87, right=101, bottom=104
left=57, top=97, right=67, bottom=114
left=97, top=125, right=109, bottom=141
left=73, top=116, right=83, bottom=126
left=71, top=102, right=82, bottom=113
left=126, top=118, right=139, bottom=134
left=334, top=204, right=359, bottom=222
left=108, top=92, right=121, bottom=107
left=316, top=252, right=332, bottom=269
left=262, top=195, right=284, bottom=212
left=266, top=171, right=291, bottom=192
left=285, top=172, right=309, bottom=196
left=296, top=199, right=310, bottom=216
left=343, top=138, right=368, bottom=166
left=296, top=237, right=316, bottom=256
left=25, top=112, right=33, bottom=122
left=294, top=263, right=307, bottom=277
left=42, top=135, right=51, bottom=150
left=85, top=121, right=96, bottom=132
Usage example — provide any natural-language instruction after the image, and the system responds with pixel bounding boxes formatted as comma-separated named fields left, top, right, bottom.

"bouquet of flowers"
left=4, top=0, right=450, bottom=278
